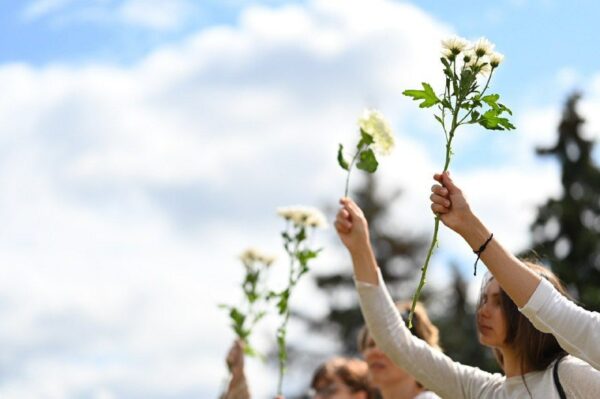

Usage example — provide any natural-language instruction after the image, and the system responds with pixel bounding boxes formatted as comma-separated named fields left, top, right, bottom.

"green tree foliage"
left=528, top=93, right=600, bottom=309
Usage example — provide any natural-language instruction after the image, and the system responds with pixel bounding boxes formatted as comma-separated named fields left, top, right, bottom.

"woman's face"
left=361, top=333, right=411, bottom=387
left=311, top=374, right=365, bottom=399
left=477, top=279, right=508, bottom=348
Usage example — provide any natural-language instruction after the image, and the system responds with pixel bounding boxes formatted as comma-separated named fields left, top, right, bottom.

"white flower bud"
left=489, top=51, right=504, bottom=68
left=473, top=37, right=495, bottom=57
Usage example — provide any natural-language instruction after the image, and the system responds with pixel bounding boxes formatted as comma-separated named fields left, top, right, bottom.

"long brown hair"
left=480, top=261, right=568, bottom=374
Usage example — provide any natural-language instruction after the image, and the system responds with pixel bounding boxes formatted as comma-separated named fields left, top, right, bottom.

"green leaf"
left=356, top=149, right=378, bottom=173
left=230, top=308, right=246, bottom=326
left=481, top=94, right=500, bottom=112
left=337, top=144, right=349, bottom=170
left=356, top=128, right=374, bottom=149
left=434, top=114, right=444, bottom=127
left=478, top=110, right=516, bottom=131
left=276, top=289, right=290, bottom=314
left=296, top=249, right=319, bottom=266
left=403, top=82, right=440, bottom=108
left=295, top=226, right=306, bottom=242
left=243, top=345, right=259, bottom=357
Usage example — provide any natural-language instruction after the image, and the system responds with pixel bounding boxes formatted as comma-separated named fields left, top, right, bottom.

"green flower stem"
left=276, top=233, right=301, bottom=396
left=408, top=102, right=460, bottom=328
left=344, top=144, right=366, bottom=198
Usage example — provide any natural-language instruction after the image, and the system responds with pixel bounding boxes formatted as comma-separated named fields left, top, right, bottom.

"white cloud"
left=22, top=0, right=197, bottom=31
left=22, top=0, right=77, bottom=20
left=3, top=0, right=597, bottom=397
left=117, top=0, right=196, bottom=30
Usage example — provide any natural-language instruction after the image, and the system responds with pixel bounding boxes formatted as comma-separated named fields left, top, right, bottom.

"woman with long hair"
left=430, top=171, right=600, bottom=371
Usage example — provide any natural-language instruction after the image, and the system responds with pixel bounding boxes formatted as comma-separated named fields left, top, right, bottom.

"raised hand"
left=430, top=171, right=475, bottom=236
left=226, top=339, right=245, bottom=376
left=334, top=197, right=370, bottom=253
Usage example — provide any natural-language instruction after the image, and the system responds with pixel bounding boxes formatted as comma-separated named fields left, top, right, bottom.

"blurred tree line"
left=307, top=93, right=600, bottom=373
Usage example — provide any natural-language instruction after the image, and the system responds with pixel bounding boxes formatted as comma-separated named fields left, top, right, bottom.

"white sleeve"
left=558, top=356, right=600, bottom=397
left=519, top=278, right=600, bottom=371
left=355, top=270, right=504, bottom=399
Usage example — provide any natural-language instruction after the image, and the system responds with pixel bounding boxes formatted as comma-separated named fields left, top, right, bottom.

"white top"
left=414, top=391, right=441, bottom=399
left=520, top=277, right=600, bottom=371
left=356, top=270, right=600, bottom=398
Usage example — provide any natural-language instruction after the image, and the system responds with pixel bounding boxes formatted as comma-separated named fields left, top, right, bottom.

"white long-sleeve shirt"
left=356, top=270, right=600, bottom=398
left=520, top=277, right=600, bottom=371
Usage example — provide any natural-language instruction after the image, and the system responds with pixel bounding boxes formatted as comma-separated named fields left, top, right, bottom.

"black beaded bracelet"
left=473, top=233, right=493, bottom=276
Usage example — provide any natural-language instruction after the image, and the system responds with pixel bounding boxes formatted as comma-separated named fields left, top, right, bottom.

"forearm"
left=349, top=241, right=379, bottom=285
left=356, top=271, right=498, bottom=398
left=459, top=215, right=541, bottom=308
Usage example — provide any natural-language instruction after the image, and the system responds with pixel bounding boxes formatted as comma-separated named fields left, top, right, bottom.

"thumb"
left=343, top=198, right=363, bottom=220
left=441, top=171, right=460, bottom=193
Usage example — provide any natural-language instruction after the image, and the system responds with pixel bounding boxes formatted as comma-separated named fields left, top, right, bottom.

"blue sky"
left=0, top=0, right=599, bottom=398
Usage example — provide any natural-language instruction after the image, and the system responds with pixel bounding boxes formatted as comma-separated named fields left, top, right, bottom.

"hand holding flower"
left=430, top=171, right=475, bottom=236
left=335, top=198, right=370, bottom=254
left=403, top=35, right=514, bottom=326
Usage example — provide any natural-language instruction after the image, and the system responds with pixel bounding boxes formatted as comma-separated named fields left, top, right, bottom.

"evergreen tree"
left=529, top=93, right=600, bottom=309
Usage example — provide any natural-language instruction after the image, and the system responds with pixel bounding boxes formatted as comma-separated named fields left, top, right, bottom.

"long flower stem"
left=276, top=312, right=290, bottom=395
left=276, top=232, right=301, bottom=396
left=408, top=105, right=459, bottom=328
left=344, top=145, right=364, bottom=198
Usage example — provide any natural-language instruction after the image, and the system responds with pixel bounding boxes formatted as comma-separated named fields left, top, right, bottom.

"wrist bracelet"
left=473, top=233, right=493, bottom=276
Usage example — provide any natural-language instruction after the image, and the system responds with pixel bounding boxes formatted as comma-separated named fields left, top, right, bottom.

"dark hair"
left=357, top=301, right=441, bottom=352
left=311, top=357, right=376, bottom=399
left=480, top=261, right=568, bottom=375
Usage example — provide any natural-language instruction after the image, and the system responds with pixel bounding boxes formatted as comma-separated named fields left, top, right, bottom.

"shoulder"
left=555, top=355, right=600, bottom=393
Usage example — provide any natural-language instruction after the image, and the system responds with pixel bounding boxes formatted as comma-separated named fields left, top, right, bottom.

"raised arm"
left=334, top=197, right=503, bottom=398
left=431, top=171, right=600, bottom=370
left=429, top=171, right=540, bottom=307
left=220, top=340, right=250, bottom=399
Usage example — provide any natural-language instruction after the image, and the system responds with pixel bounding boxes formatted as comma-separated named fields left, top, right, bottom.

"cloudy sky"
left=0, top=0, right=599, bottom=398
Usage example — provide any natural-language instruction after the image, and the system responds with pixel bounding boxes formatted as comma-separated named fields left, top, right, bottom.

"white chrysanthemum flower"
left=357, top=109, right=395, bottom=155
left=239, top=248, right=276, bottom=266
left=441, top=36, right=470, bottom=55
left=462, top=49, right=475, bottom=63
left=489, top=51, right=504, bottom=68
left=305, top=211, right=327, bottom=229
left=466, top=56, right=492, bottom=76
left=277, top=206, right=327, bottom=229
left=473, top=37, right=494, bottom=57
